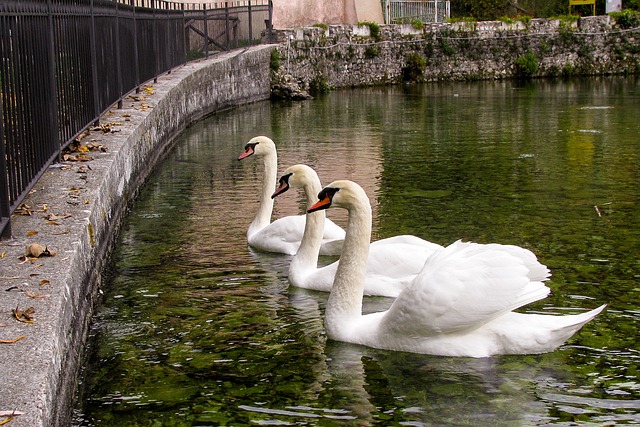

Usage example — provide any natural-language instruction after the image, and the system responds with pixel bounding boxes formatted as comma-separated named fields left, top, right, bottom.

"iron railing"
left=0, top=0, right=272, bottom=238
left=383, top=0, right=450, bottom=24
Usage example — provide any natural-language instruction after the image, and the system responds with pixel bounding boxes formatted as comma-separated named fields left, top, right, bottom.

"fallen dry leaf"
left=74, top=129, right=91, bottom=142
left=23, top=289, right=50, bottom=299
left=0, top=410, right=24, bottom=425
left=13, top=204, right=32, bottom=216
left=44, top=213, right=71, bottom=221
left=26, top=231, right=38, bottom=236
left=0, top=411, right=24, bottom=417
left=39, top=279, right=51, bottom=286
left=25, top=243, right=55, bottom=258
left=62, top=153, right=92, bottom=162
left=0, top=335, right=26, bottom=344
left=12, top=306, right=35, bottom=324
left=86, top=142, right=107, bottom=152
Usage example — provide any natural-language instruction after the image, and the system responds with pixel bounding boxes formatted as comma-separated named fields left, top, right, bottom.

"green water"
left=74, top=77, right=640, bottom=426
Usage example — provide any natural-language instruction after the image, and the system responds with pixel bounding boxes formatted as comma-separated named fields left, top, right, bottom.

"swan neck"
left=325, top=197, right=371, bottom=334
left=290, top=180, right=324, bottom=276
left=249, top=151, right=277, bottom=236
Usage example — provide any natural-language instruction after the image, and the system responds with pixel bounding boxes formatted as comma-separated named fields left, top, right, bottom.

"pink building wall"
left=272, top=0, right=383, bottom=28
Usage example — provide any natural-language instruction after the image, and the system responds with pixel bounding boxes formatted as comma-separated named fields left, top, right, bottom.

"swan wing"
left=323, top=218, right=346, bottom=239
left=366, top=239, right=442, bottom=280
left=380, top=241, right=550, bottom=336
left=249, top=215, right=307, bottom=254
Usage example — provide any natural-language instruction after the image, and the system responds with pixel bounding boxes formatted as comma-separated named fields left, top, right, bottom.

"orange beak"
left=271, top=182, right=289, bottom=199
left=238, top=146, right=254, bottom=160
left=308, top=194, right=332, bottom=213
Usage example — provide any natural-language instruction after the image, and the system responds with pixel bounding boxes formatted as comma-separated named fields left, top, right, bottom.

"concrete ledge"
left=0, top=45, right=274, bottom=427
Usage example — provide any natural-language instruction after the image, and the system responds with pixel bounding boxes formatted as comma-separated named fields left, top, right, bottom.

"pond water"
left=74, top=77, right=640, bottom=426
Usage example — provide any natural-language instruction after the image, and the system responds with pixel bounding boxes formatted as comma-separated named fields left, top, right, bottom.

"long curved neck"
left=325, top=198, right=371, bottom=337
left=289, top=179, right=324, bottom=280
left=248, top=151, right=277, bottom=237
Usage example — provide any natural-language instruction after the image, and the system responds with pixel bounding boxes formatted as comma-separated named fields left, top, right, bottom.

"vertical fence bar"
left=152, top=0, right=157, bottom=82
left=203, top=3, right=209, bottom=57
left=225, top=2, right=230, bottom=50
left=131, top=0, right=140, bottom=93
left=116, top=1, right=123, bottom=108
left=0, top=101, right=9, bottom=238
left=90, top=0, right=100, bottom=124
left=0, top=5, right=10, bottom=237
left=248, top=0, right=253, bottom=44
left=181, top=3, right=187, bottom=64
left=47, top=0, right=60, bottom=158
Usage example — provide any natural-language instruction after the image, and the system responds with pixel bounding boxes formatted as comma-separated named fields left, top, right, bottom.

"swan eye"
left=317, top=187, right=339, bottom=201
left=244, top=142, right=258, bottom=152
left=279, top=173, right=292, bottom=186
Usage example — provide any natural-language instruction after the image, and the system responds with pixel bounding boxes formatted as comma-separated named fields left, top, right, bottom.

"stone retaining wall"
left=268, top=16, right=640, bottom=94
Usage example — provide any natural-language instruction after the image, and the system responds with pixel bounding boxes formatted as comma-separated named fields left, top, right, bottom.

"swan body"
left=308, top=179, right=606, bottom=357
left=272, top=164, right=442, bottom=297
left=237, top=136, right=344, bottom=255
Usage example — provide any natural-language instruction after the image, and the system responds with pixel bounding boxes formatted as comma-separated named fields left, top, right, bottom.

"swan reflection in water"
left=274, top=287, right=611, bottom=426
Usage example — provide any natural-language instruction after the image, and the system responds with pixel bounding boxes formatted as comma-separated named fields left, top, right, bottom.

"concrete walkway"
left=0, top=45, right=273, bottom=427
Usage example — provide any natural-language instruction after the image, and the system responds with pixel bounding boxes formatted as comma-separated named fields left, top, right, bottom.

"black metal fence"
left=0, top=0, right=272, bottom=238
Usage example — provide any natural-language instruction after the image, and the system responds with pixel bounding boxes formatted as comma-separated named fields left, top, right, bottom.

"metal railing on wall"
left=383, top=0, right=450, bottom=24
left=0, top=0, right=272, bottom=238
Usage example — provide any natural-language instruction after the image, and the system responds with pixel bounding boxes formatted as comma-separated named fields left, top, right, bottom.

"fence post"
left=248, top=0, right=253, bottom=44
left=225, top=2, right=230, bottom=50
left=116, top=1, right=123, bottom=108
left=152, top=0, right=158, bottom=82
left=131, top=0, right=141, bottom=93
left=203, top=3, right=209, bottom=57
left=181, top=3, right=187, bottom=65
left=90, top=0, right=100, bottom=124
left=0, top=101, right=10, bottom=239
left=47, top=0, right=60, bottom=157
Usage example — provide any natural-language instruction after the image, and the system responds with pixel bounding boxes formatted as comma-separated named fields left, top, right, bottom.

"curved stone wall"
left=0, top=45, right=273, bottom=427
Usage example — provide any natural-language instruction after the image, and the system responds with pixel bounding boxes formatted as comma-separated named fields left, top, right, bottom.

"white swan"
left=308, top=179, right=606, bottom=357
left=272, top=164, right=442, bottom=297
left=237, top=136, right=344, bottom=255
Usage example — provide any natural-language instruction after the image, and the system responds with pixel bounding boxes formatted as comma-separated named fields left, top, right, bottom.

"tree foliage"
left=451, top=0, right=640, bottom=20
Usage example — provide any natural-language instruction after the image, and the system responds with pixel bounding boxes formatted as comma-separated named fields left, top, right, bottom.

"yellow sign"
left=569, top=0, right=596, bottom=15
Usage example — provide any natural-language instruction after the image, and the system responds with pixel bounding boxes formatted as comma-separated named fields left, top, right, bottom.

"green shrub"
left=515, top=51, right=539, bottom=78
left=309, top=75, right=330, bottom=95
left=364, top=45, right=379, bottom=58
left=187, top=48, right=205, bottom=61
left=269, top=49, right=280, bottom=72
left=410, top=19, right=424, bottom=30
left=358, top=21, right=381, bottom=41
left=610, top=9, right=640, bottom=29
left=402, top=53, right=427, bottom=82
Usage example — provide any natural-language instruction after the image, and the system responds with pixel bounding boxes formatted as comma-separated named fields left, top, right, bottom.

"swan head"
left=271, top=164, right=318, bottom=199
left=308, top=180, right=368, bottom=213
left=238, top=136, right=276, bottom=160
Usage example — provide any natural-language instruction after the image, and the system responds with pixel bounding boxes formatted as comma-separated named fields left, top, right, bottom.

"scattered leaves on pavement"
left=12, top=306, right=35, bottom=324
left=13, top=204, right=32, bottom=216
